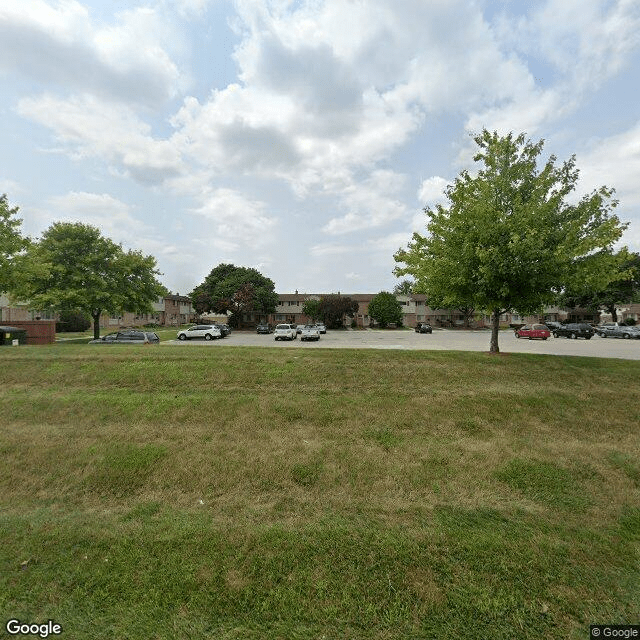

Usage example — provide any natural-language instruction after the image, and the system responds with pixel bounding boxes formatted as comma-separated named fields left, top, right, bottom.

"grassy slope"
left=1, top=345, right=639, bottom=639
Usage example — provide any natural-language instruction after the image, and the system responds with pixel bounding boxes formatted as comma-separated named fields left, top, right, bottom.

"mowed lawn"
left=1, top=345, right=639, bottom=639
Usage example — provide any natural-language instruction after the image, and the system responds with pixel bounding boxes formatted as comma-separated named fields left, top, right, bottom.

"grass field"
left=1, top=345, right=639, bottom=639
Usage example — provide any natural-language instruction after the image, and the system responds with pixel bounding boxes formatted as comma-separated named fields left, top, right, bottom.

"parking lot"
left=165, top=328, right=640, bottom=360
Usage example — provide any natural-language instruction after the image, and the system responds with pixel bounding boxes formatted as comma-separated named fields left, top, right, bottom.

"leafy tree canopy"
left=190, top=263, right=278, bottom=327
left=318, top=294, right=359, bottom=329
left=393, top=279, right=414, bottom=295
left=558, top=249, right=640, bottom=322
left=0, top=194, right=31, bottom=293
left=367, top=291, right=403, bottom=328
left=12, top=222, right=167, bottom=339
left=395, top=129, right=628, bottom=352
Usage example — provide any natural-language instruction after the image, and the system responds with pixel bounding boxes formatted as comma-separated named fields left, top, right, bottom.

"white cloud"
left=18, top=93, right=184, bottom=184
left=323, top=170, right=409, bottom=235
left=467, top=0, right=640, bottom=138
left=190, top=188, right=277, bottom=252
left=417, top=176, right=449, bottom=206
left=0, top=1, right=181, bottom=105
left=309, top=242, right=353, bottom=258
left=46, top=191, right=145, bottom=241
left=575, top=121, right=640, bottom=252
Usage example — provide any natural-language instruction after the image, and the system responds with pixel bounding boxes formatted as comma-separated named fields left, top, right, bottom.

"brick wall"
left=7, top=320, right=56, bottom=344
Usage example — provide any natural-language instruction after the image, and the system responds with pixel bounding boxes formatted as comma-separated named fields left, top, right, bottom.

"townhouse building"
left=0, top=293, right=195, bottom=329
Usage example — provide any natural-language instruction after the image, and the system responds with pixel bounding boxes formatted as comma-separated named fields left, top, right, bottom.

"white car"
left=274, top=324, right=297, bottom=340
left=315, top=323, right=327, bottom=334
left=177, top=325, right=222, bottom=341
left=300, top=325, right=320, bottom=341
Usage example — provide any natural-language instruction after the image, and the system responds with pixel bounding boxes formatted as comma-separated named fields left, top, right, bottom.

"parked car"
left=514, top=324, right=550, bottom=340
left=315, top=323, right=327, bottom=334
left=256, top=323, right=272, bottom=334
left=415, top=323, right=432, bottom=334
left=89, top=329, right=150, bottom=344
left=597, top=323, right=640, bottom=339
left=552, top=323, right=594, bottom=340
left=544, top=321, right=562, bottom=331
left=217, top=324, right=231, bottom=337
left=300, top=325, right=320, bottom=341
left=274, top=324, right=297, bottom=341
left=145, top=331, right=160, bottom=343
left=176, top=325, right=222, bottom=341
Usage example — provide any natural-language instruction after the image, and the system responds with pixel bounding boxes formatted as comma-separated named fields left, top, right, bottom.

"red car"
left=515, top=324, right=551, bottom=340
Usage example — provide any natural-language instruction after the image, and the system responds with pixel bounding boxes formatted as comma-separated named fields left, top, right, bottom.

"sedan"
left=597, top=324, right=640, bottom=339
left=315, top=323, right=327, bottom=334
left=176, top=325, right=222, bottom=341
left=300, top=325, right=320, bottom=341
left=415, top=323, right=432, bottom=334
left=515, top=324, right=550, bottom=340
left=256, top=323, right=272, bottom=334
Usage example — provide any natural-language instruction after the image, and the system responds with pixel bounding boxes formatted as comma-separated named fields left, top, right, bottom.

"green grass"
left=0, top=345, right=639, bottom=638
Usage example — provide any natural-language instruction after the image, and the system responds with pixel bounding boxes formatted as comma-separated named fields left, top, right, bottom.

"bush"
left=56, top=309, right=91, bottom=333
left=624, top=318, right=637, bottom=326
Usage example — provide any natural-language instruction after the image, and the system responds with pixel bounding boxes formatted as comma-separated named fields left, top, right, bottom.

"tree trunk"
left=609, top=305, right=618, bottom=323
left=92, top=310, right=101, bottom=340
left=489, top=309, right=500, bottom=354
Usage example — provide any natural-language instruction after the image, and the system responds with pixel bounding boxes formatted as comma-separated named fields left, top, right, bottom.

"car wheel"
left=570, top=333, right=577, bottom=339
left=178, top=334, right=186, bottom=341
left=553, top=332, right=558, bottom=338
left=623, top=333, right=630, bottom=339
left=585, top=336, right=591, bottom=340
left=205, top=333, right=213, bottom=340
left=599, top=332, right=605, bottom=338
left=543, top=337, right=548, bottom=340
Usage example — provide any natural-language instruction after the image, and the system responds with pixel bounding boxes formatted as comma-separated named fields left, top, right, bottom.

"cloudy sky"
left=1, top=0, right=639, bottom=296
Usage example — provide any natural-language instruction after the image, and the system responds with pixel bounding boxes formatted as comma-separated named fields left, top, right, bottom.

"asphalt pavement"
left=164, top=328, right=640, bottom=360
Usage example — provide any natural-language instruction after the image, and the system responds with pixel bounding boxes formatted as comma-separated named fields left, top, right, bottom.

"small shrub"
left=623, top=318, right=637, bottom=326
left=56, top=309, right=91, bottom=332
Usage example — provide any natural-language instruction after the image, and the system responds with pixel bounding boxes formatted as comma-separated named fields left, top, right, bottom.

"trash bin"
left=0, top=326, right=28, bottom=345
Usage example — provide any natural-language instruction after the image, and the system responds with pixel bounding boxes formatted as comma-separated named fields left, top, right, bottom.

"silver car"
left=176, top=325, right=222, bottom=341
left=300, top=325, right=320, bottom=341
left=597, top=323, right=640, bottom=339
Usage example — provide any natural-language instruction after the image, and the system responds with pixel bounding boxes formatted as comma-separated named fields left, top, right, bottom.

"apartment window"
left=31, top=309, right=56, bottom=320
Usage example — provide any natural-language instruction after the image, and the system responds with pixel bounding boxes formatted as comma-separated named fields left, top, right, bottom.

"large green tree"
left=0, top=194, right=31, bottom=293
left=367, top=291, right=403, bottom=328
left=395, top=130, right=628, bottom=353
left=318, top=294, right=359, bottom=329
left=190, top=263, right=278, bottom=327
left=13, top=222, right=167, bottom=339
